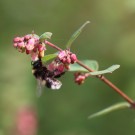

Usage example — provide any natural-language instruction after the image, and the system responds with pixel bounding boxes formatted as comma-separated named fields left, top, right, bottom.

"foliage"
left=1, top=1, right=135, bottom=135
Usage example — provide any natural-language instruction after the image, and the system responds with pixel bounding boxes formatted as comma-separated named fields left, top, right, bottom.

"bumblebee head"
left=31, top=59, right=42, bottom=69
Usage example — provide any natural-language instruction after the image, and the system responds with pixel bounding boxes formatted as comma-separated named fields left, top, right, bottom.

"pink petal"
left=30, top=52, right=39, bottom=61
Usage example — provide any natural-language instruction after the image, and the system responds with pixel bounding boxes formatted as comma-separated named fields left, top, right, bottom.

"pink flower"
left=57, top=64, right=65, bottom=73
left=74, top=72, right=86, bottom=85
left=70, top=53, right=77, bottom=63
left=30, top=51, right=39, bottom=61
left=13, top=43, right=18, bottom=47
left=13, top=37, right=25, bottom=47
left=25, top=38, right=35, bottom=51
left=18, top=42, right=25, bottom=48
left=37, top=44, right=46, bottom=52
left=26, top=44, right=34, bottom=51
left=58, top=50, right=77, bottom=65
left=26, top=49, right=31, bottom=54
left=66, top=56, right=71, bottom=64
left=13, top=34, right=46, bottom=59
left=24, top=35, right=32, bottom=41
left=13, top=37, right=24, bottom=43
left=47, top=59, right=65, bottom=76
left=58, top=51, right=67, bottom=60
left=13, top=36, right=25, bottom=52
left=28, top=38, right=35, bottom=45
left=15, top=107, right=37, bottom=135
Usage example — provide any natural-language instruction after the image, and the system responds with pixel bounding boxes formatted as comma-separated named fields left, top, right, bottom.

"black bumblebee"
left=31, top=59, right=64, bottom=95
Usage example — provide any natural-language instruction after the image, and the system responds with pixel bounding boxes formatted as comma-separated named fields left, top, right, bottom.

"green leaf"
left=39, top=32, right=52, bottom=41
left=90, top=65, right=120, bottom=76
left=41, top=54, right=57, bottom=63
left=69, top=60, right=98, bottom=72
left=88, top=102, right=130, bottom=119
left=66, top=21, right=90, bottom=48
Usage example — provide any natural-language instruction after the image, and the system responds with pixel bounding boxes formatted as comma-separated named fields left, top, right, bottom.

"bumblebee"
left=31, top=59, right=63, bottom=95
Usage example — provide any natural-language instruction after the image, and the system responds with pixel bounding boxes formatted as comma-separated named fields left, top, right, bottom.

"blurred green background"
left=1, top=0, right=135, bottom=135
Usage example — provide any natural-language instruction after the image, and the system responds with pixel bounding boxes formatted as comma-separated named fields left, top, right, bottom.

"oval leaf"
left=66, top=21, right=90, bottom=48
left=90, top=65, right=120, bottom=76
left=39, top=32, right=52, bottom=41
left=88, top=102, right=130, bottom=119
left=41, top=54, right=57, bottom=63
left=69, top=60, right=98, bottom=72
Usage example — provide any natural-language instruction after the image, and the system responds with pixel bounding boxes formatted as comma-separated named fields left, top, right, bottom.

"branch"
left=45, top=40, right=135, bottom=107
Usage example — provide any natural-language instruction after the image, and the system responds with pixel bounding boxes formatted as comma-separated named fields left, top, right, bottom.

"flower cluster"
left=13, top=34, right=46, bottom=61
left=47, top=59, right=65, bottom=77
left=74, top=72, right=87, bottom=85
left=13, top=32, right=88, bottom=89
left=58, top=50, right=77, bottom=65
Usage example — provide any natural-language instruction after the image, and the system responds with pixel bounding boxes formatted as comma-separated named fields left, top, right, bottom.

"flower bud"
left=26, top=43, right=34, bottom=51
left=70, top=53, right=77, bottom=63
left=38, top=44, right=46, bottom=52
left=58, top=50, right=77, bottom=65
left=13, top=43, right=18, bottom=47
left=24, top=35, right=32, bottom=41
left=58, top=51, right=66, bottom=60
left=66, top=56, right=71, bottom=64
left=28, top=38, right=35, bottom=45
left=26, top=49, right=31, bottom=54
left=13, top=37, right=21, bottom=43
left=57, top=64, right=65, bottom=73
left=13, top=37, right=24, bottom=43
left=74, top=72, right=86, bottom=85
left=18, top=42, right=25, bottom=48
left=31, top=51, right=39, bottom=61
left=39, top=50, right=44, bottom=58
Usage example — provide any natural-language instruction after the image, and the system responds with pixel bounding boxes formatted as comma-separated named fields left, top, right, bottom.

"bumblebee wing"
left=36, top=79, right=45, bottom=97
left=46, top=78, right=62, bottom=90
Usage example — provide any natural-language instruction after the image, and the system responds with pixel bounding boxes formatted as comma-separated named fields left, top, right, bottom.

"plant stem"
left=45, top=41, right=63, bottom=51
left=77, top=60, right=135, bottom=107
left=45, top=40, right=135, bottom=107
